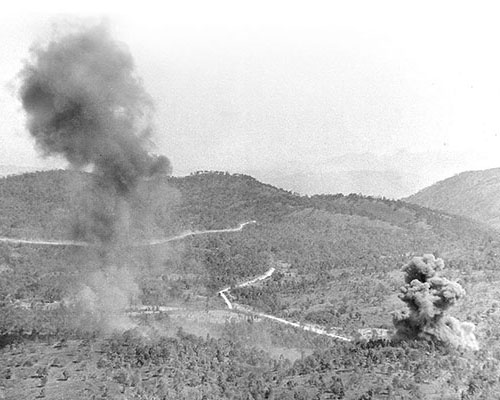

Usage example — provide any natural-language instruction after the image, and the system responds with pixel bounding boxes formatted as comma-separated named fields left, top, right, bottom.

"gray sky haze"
left=2, top=1, right=500, bottom=197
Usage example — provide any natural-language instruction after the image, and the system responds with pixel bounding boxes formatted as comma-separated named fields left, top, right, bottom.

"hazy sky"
left=2, top=1, right=500, bottom=183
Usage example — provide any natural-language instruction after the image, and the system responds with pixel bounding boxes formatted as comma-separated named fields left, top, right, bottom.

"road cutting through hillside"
left=140, top=221, right=256, bottom=245
left=0, top=221, right=256, bottom=247
left=2, top=219, right=352, bottom=342
left=218, top=267, right=352, bottom=342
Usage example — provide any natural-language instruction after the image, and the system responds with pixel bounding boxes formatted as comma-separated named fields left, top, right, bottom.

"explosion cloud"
left=19, top=23, right=170, bottom=194
left=67, top=266, right=141, bottom=333
left=18, top=22, right=172, bottom=332
left=393, top=254, right=478, bottom=350
left=18, top=23, right=170, bottom=244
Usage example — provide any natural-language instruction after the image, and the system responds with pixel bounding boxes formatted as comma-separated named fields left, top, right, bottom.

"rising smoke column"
left=18, top=23, right=172, bottom=332
left=18, top=23, right=171, bottom=244
left=393, top=254, right=478, bottom=350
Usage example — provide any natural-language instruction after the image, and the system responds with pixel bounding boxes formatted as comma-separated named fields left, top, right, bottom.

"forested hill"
left=168, top=171, right=498, bottom=250
left=406, top=167, right=500, bottom=230
left=1, top=169, right=499, bottom=273
left=0, top=169, right=497, bottom=244
left=4, top=168, right=500, bottom=315
left=3, top=170, right=500, bottom=398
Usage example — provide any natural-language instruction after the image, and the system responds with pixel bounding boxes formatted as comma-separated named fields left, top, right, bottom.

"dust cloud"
left=393, top=254, right=478, bottom=350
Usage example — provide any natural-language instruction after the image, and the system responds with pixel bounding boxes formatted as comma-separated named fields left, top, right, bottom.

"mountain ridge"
left=0, top=169, right=497, bottom=255
left=405, top=167, right=500, bottom=230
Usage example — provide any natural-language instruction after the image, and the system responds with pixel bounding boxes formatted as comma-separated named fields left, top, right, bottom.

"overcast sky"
left=2, top=1, right=500, bottom=185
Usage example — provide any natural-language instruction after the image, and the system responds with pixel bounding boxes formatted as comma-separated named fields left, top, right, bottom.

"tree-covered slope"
left=2, top=170, right=500, bottom=398
left=406, top=167, right=500, bottom=230
left=2, top=169, right=499, bottom=317
left=1, top=169, right=498, bottom=260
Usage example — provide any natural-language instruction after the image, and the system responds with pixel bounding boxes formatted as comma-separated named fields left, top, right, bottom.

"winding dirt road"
left=0, top=221, right=256, bottom=247
left=218, top=267, right=352, bottom=342
left=139, top=221, right=256, bottom=246
left=3, top=219, right=352, bottom=341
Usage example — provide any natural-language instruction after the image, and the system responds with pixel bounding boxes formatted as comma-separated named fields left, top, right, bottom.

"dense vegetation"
left=406, top=167, right=500, bottom=230
left=2, top=170, right=500, bottom=398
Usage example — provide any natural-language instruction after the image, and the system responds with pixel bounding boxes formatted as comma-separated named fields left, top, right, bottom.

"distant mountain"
left=406, top=167, right=500, bottom=230
left=247, top=168, right=419, bottom=199
left=244, top=150, right=474, bottom=199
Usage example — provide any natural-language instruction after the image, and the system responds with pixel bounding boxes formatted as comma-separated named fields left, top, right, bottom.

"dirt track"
left=139, top=221, right=256, bottom=245
left=2, top=219, right=353, bottom=342
left=218, top=267, right=352, bottom=342
left=0, top=221, right=256, bottom=247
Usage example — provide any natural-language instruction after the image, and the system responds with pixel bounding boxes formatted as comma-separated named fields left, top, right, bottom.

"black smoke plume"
left=393, top=254, right=478, bottom=350
left=18, top=22, right=173, bottom=332
left=18, top=23, right=171, bottom=243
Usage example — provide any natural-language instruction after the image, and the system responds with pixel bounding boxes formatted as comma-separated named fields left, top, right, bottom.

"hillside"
left=2, top=169, right=500, bottom=306
left=1, top=169, right=497, bottom=250
left=406, top=167, right=500, bottom=230
left=2, top=169, right=500, bottom=304
left=2, top=170, right=500, bottom=398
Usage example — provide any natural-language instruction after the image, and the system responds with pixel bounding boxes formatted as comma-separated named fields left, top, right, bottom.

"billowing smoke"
left=19, top=23, right=171, bottom=192
left=393, top=254, right=478, bottom=350
left=18, top=23, right=171, bottom=244
left=66, top=266, right=140, bottom=333
left=18, top=22, right=172, bottom=331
